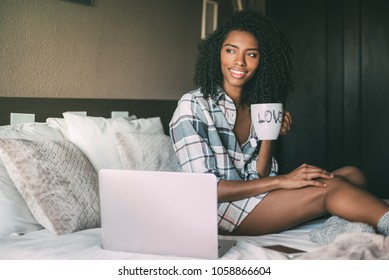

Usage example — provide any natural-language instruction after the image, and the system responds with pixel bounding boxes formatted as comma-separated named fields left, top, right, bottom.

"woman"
left=169, top=10, right=389, bottom=244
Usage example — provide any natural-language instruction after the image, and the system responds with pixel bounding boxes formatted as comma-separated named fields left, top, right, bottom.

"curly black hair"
left=194, top=10, right=293, bottom=105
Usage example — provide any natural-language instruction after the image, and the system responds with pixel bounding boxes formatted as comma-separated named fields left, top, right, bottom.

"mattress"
left=0, top=218, right=325, bottom=260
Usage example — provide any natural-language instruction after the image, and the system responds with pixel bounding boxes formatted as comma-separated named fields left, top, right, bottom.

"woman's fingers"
left=284, top=111, right=292, bottom=126
left=298, top=164, right=335, bottom=187
left=303, top=170, right=334, bottom=180
left=286, top=164, right=334, bottom=188
left=279, top=111, right=292, bottom=135
left=296, top=163, right=332, bottom=175
left=301, top=179, right=328, bottom=188
left=281, top=163, right=336, bottom=189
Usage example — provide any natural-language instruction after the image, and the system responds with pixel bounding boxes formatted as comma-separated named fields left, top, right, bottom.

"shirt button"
left=250, top=138, right=257, bottom=147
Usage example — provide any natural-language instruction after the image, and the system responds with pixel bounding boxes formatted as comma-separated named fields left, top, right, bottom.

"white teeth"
left=230, top=69, right=245, bottom=75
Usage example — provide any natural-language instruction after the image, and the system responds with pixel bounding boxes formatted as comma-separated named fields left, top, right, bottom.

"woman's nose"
left=234, top=53, right=246, bottom=66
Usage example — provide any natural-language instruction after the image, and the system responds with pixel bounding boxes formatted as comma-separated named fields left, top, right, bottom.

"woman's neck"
left=224, top=86, right=243, bottom=108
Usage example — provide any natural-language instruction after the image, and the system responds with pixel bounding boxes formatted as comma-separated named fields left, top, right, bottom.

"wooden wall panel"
left=267, top=0, right=329, bottom=173
left=326, top=0, right=345, bottom=170
left=343, top=0, right=362, bottom=166
left=360, top=0, right=389, bottom=198
left=267, top=0, right=389, bottom=198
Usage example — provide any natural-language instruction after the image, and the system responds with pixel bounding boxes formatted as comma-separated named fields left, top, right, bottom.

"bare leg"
left=233, top=174, right=389, bottom=236
left=233, top=186, right=327, bottom=235
left=321, top=177, right=388, bottom=225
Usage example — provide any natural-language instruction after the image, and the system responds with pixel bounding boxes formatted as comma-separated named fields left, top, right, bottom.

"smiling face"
left=220, top=30, right=260, bottom=96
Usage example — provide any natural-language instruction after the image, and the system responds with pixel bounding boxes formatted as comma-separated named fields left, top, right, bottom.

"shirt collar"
left=212, top=87, right=235, bottom=109
left=212, top=86, right=225, bottom=103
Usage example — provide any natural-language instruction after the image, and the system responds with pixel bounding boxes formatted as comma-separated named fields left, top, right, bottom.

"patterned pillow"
left=0, top=123, right=64, bottom=236
left=0, top=139, right=100, bottom=235
left=115, top=132, right=180, bottom=172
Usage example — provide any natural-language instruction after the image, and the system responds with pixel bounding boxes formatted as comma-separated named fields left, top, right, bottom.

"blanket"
left=297, top=232, right=389, bottom=260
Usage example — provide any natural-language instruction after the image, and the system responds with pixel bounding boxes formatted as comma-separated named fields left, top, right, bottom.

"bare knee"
left=316, top=177, right=355, bottom=207
left=332, top=166, right=368, bottom=189
left=333, top=166, right=365, bottom=178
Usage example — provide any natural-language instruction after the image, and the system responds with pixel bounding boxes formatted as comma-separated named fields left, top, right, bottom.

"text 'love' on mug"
left=251, top=103, right=283, bottom=140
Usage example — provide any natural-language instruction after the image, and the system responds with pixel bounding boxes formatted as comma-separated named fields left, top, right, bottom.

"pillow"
left=63, top=112, right=164, bottom=171
left=0, top=122, right=64, bottom=136
left=115, top=132, right=180, bottom=172
left=0, top=123, right=64, bottom=236
left=46, top=115, right=137, bottom=139
left=46, top=117, right=69, bottom=139
left=0, top=138, right=100, bottom=235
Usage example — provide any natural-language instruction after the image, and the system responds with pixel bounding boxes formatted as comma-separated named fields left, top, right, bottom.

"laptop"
left=99, top=169, right=236, bottom=259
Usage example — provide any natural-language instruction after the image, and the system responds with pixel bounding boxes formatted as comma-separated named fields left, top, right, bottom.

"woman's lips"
left=229, top=68, right=246, bottom=79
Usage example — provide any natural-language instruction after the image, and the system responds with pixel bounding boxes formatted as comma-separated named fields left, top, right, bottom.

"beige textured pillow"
left=0, top=122, right=64, bottom=236
left=115, top=132, right=180, bottom=172
left=0, top=139, right=100, bottom=235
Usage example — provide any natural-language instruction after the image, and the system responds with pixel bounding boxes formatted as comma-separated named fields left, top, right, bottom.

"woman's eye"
left=247, top=52, right=258, bottom=58
left=226, top=48, right=236, bottom=54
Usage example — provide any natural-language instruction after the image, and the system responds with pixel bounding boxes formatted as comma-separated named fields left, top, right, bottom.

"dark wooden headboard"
left=0, top=97, right=178, bottom=134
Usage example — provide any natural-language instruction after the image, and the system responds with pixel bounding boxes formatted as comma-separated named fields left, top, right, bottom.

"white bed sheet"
left=0, top=219, right=325, bottom=260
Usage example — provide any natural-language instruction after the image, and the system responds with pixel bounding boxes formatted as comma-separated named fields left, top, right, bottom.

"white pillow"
left=46, top=117, right=69, bottom=138
left=63, top=112, right=165, bottom=171
left=0, top=138, right=100, bottom=235
left=115, top=132, right=180, bottom=172
left=0, top=123, right=64, bottom=236
left=46, top=115, right=137, bottom=139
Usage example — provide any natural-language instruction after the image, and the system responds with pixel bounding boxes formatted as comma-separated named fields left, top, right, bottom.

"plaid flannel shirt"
left=169, top=88, right=278, bottom=232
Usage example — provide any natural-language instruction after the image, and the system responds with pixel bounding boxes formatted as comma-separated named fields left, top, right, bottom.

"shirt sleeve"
left=169, top=95, right=221, bottom=179
left=241, top=155, right=279, bottom=180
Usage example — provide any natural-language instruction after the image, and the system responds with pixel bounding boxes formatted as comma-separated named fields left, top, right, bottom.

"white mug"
left=251, top=103, right=283, bottom=140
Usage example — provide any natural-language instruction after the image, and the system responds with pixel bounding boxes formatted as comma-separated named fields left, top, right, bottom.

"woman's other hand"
left=279, top=110, right=292, bottom=135
left=278, top=164, right=334, bottom=189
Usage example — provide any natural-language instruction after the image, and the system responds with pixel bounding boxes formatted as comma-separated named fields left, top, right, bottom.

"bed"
left=0, top=96, right=388, bottom=261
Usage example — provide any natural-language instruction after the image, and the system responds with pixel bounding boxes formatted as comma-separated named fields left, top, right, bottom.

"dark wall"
left=267, top=0, right=389, bottom=198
